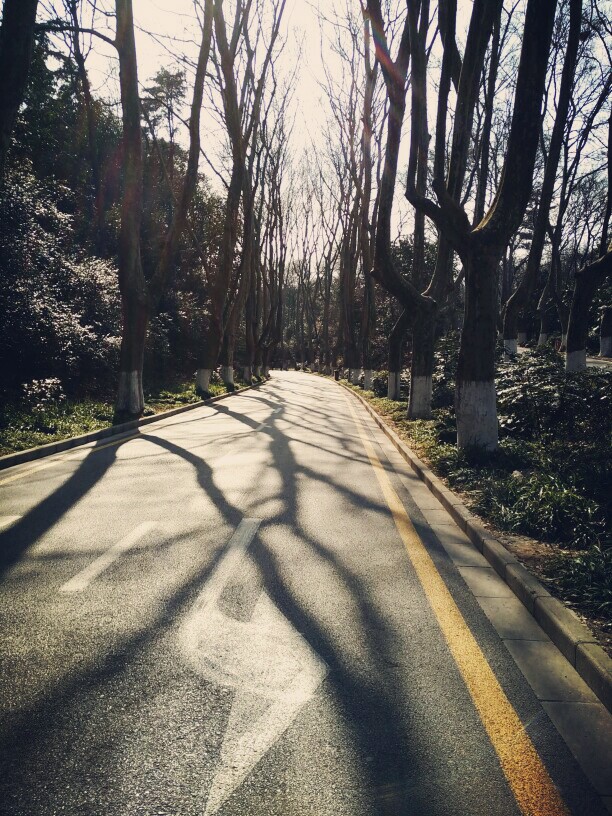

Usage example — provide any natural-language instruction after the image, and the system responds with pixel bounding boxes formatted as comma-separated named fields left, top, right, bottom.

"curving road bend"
left=0, top=371, right=609, bottom=816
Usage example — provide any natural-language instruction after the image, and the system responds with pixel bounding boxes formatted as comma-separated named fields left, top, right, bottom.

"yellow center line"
left=345, top=396, right=569, bottom=816
left=0, top=434, right=141, bottom=487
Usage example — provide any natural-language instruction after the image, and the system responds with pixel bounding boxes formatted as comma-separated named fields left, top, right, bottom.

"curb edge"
left=0, top=380, right=265, bottom=472
left=338, top=380, right=612, bottom=714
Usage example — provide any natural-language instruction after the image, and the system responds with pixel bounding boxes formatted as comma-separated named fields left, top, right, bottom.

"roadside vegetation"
left=340, top=337, right=612, bottom=630
left=0, top=373, right=260, bottom=456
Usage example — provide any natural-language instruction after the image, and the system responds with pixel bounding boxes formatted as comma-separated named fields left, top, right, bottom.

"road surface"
left=0, top=372, right=608, bottom=816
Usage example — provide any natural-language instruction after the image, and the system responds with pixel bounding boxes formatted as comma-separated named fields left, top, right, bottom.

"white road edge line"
left=59, top=521, right=158, bottom=593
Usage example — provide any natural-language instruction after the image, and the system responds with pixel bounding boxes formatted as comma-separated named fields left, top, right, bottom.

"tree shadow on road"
left=0, top=438, right=129, bottom=580
left=243, top=390, right=421, bottom=816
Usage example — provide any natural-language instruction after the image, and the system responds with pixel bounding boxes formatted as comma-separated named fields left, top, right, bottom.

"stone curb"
left=338, top=380, right=612, bottom=714
left=0, top=380, right=265, bottom=472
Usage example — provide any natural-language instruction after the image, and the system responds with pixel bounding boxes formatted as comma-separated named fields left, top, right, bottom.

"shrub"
left=0, top=396, right=114, bottom=454
left=546, top=547, right=612, bottom=619
left=22, top=378, right=66, bottom=411
left=370, top=369, right=411, bottom=398
left=496, top=346, right=612, bottom=444
left=371, top=370, right=389, bottom=397
left=0, top=167, right=121, bottom=395
left=432, top=331, right=460, bottom=408
left=472, top=471, right=606, bottom=550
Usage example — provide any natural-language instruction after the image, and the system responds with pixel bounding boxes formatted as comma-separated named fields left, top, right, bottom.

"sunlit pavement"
left=0, top=372, right=608, bottom=816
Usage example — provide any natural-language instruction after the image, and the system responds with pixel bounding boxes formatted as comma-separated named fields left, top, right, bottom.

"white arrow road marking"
left=180, top=518, right=328, bottom=816
left=0, top=515, right=21, bottom=530
left=59, top=521, right=158, bottom=593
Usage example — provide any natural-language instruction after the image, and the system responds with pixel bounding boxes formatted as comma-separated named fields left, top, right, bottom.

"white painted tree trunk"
left=116, top=370, right=144, bottom=415
left=349, top=368, right=360, bottom=385
left=221, top=365, right=234, bottom=387
left=387, top=372, right=401, bottom=400
left=263, top=366, right=270, bottom=378
left=503, top=338, right=518, bottom=357
left=243, top=365, right=252, bottom=382
left=408, top=376, right=432, bottom=419
left=363, top=370, right=373, bottom=390
left=560, top=333, right=567, bottom=351
left=537, top=333, right=548, bottom=346
left=517, top=331, right=528, bottom=345
left=565, top=349, right=587, bottom=372
left=456, top=381, right=498, bottom=451
left=254, top=365, right=262, bottom=378
left=600, top=336, right=612, bottom=357
left=196, top=368, right=212, bottom=394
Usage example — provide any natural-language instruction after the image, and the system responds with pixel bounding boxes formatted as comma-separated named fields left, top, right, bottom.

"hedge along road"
left=0, top=372, right=606, bottom=816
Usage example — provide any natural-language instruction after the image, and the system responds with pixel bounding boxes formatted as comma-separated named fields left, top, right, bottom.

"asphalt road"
left=0, top=372, right=606, bottom=816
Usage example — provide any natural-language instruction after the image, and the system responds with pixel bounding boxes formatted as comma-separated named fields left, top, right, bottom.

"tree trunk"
left=517, top=317, right=529, bottom=347
left=358, top=13, right=377, bottom=381
left=254, top=345, right=263, bottom=377
left=116, top=296, right=148, bottom=415
left=408, top=313, right=435, bottom=418
left=387, top=311, right=408, bottom=400
left=473, top=12, right=501, bottom=225
left=262, top=346, right=270, bottom=378
left=150, top=0, right=213, bottom=307
left=566, top=248, right=612, bottom=371
left=600, top=306, right=612, bottom=357
left=537, top=307, right=556, bottom=347
left=245, top=281, right=256, bottom=380
left=456, top=241, right=501, bottom=450
left=196, top=315, right=223, bottom=394
left=69, top=0, right=105, bottom=241
left=455, top=0, right=557, bottom=451
left=0, top=0, right=39, bottom=183
left=502, top=0, right=581, bottom=353
left=115, top=0, right=146, bottom=416
left=406, top=0, right=495, bottom=421
left=219, top=325, right=236, bottom=387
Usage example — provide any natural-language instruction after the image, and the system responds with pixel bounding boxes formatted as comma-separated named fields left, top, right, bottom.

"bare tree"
left=365, top=0, right=417, bottom=399
left=565, top=102, right=612, bottom=369
left=113, top=0, right=213, bottom=413
left=309, top=147, right=342, bottom=374
left=502, top=0, right=583, bottom=355
left=359, top=6, right=378, bottom=390
left=61, top=0, right=105, bottom=240
left=114, top=0, right=147, bottom=414
left=0, top=0, right=39, bottom=182
left=256, top=108, right=290, bottom=375
left=195, top=0, right=285, bottom=392
left=393, top=0, right=557, bottom=449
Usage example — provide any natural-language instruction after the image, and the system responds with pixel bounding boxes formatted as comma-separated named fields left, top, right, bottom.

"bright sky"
left=62, top=1, right=503, bottom=240
left=84, top=0, right=333, bottom=148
